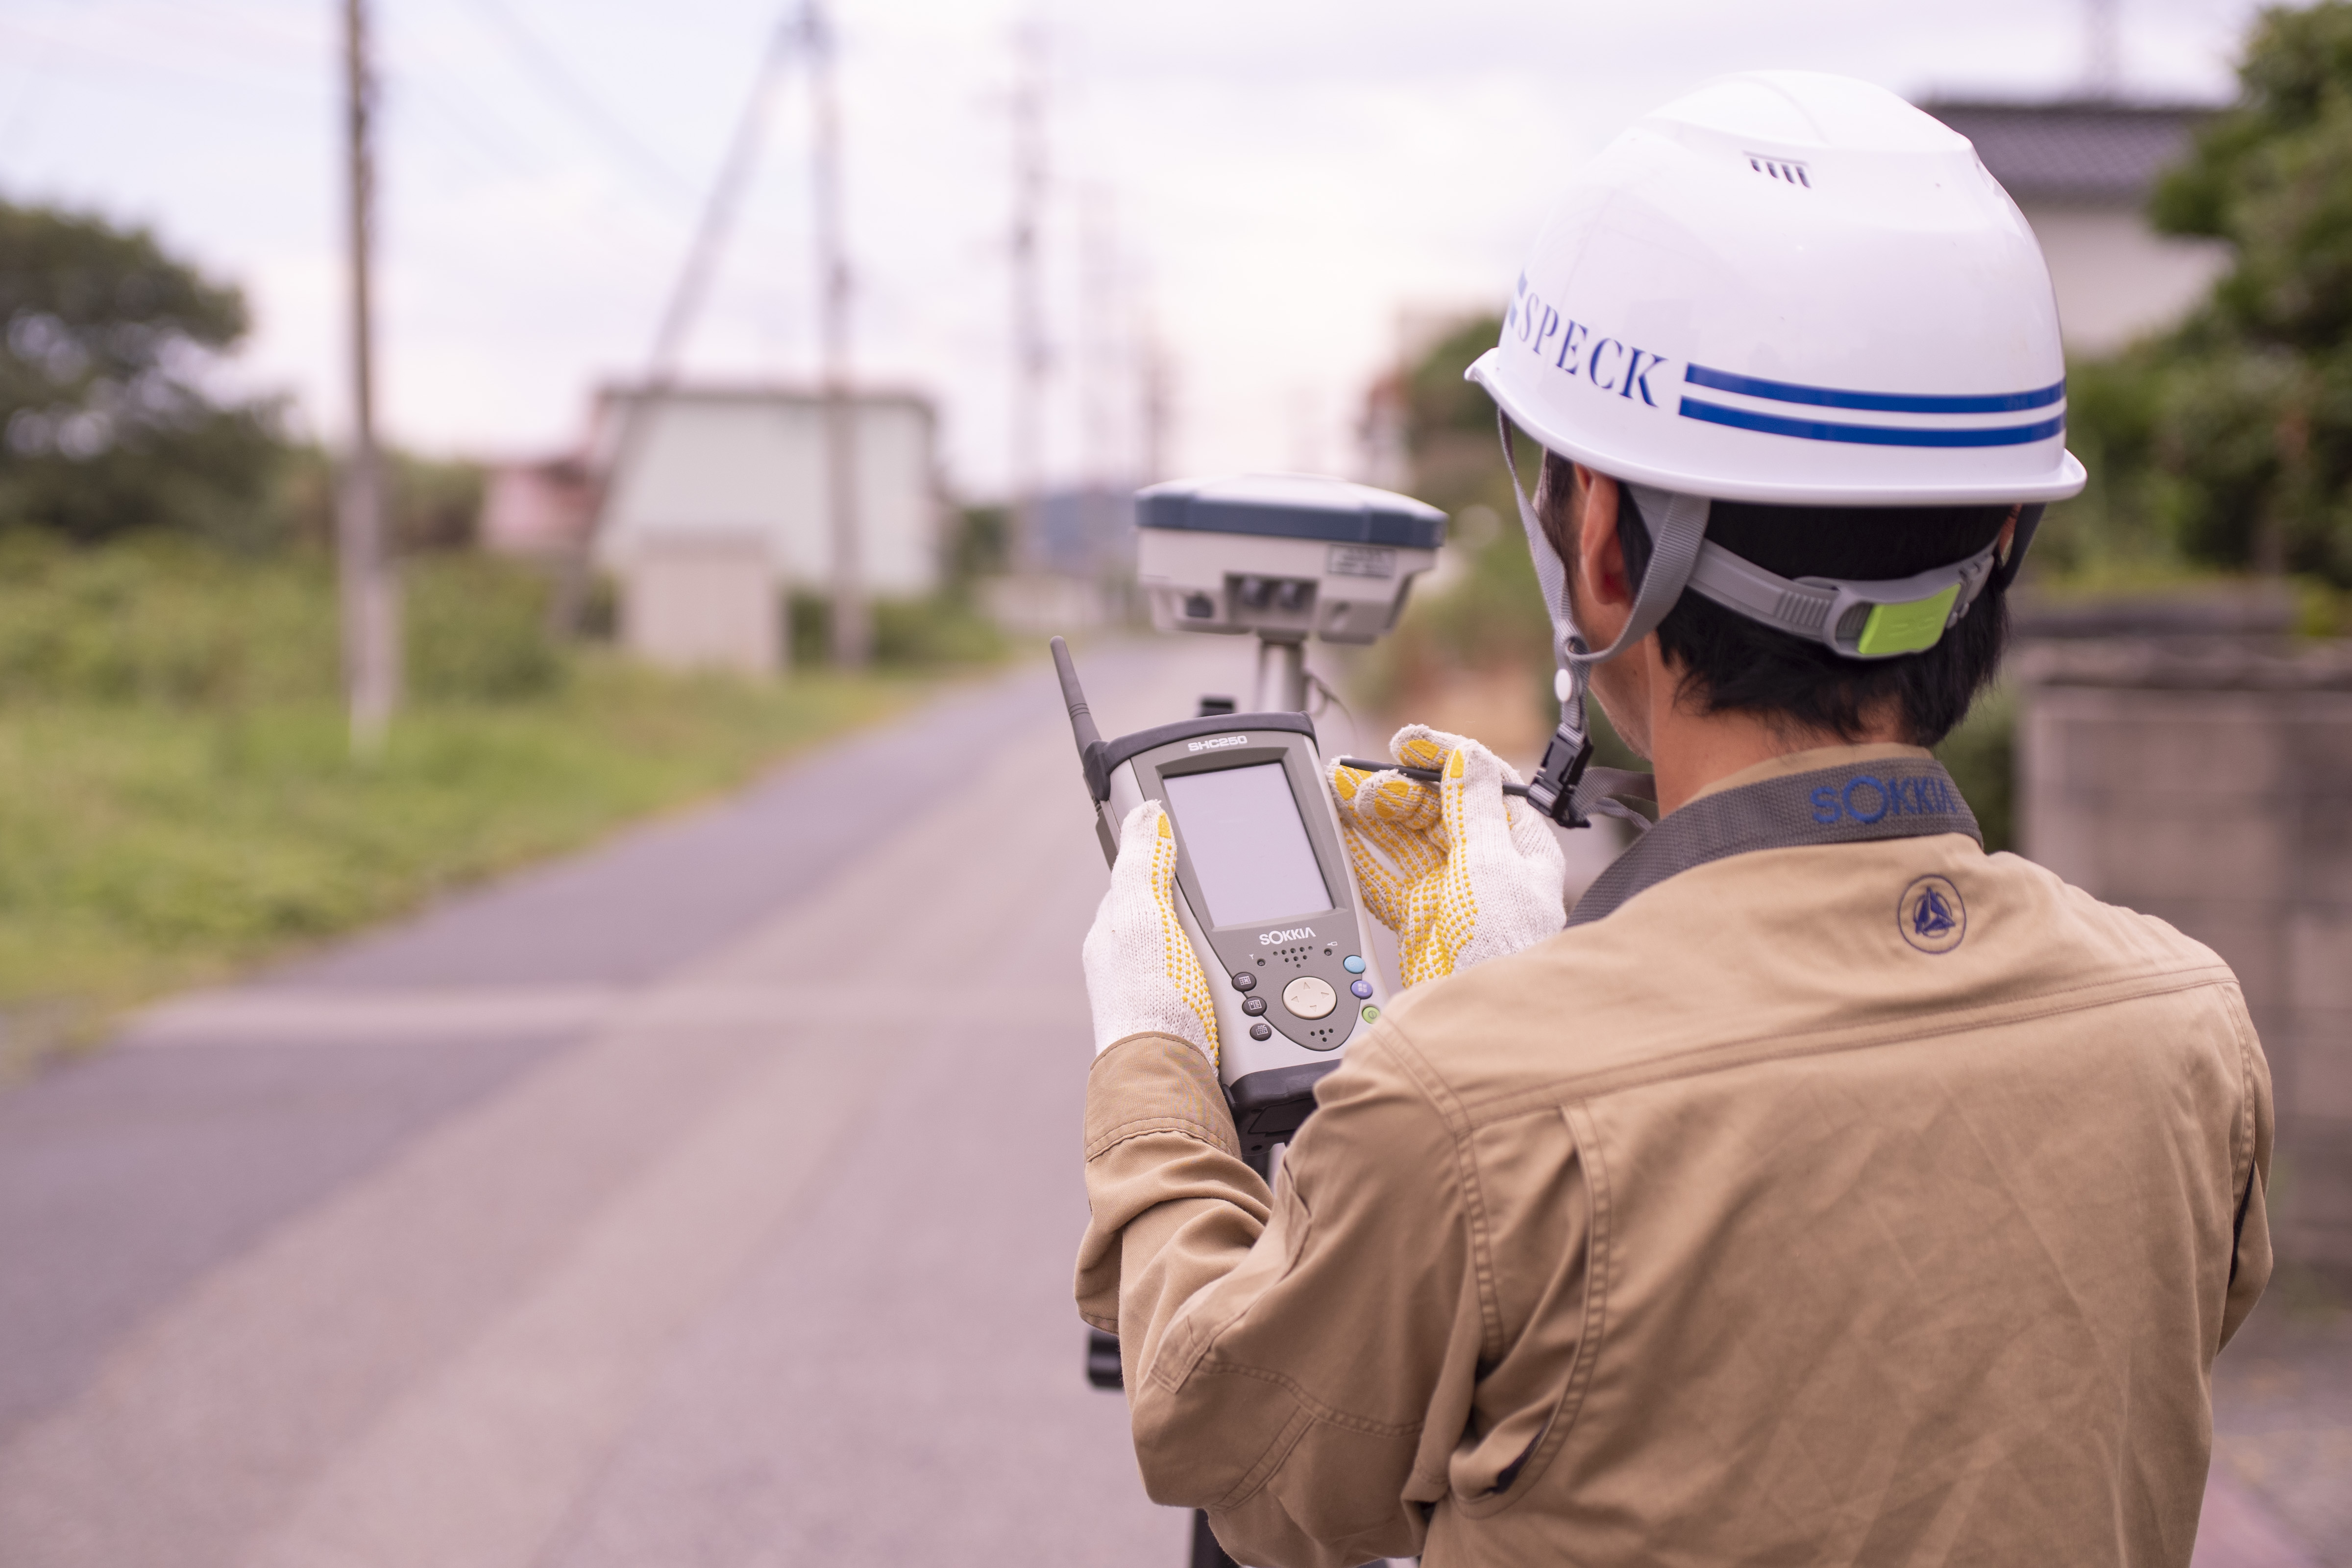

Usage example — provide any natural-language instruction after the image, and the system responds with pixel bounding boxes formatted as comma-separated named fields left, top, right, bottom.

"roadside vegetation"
left=0, top=199, right=1000, bottom=1074
left=1359, top=4, right=2352, bottom=854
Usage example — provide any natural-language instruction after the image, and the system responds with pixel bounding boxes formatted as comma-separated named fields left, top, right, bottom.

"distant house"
left=1035, top=486, right=1136, bottom=579
left=1923, top=99, right=2232, bottom=356
left=480, top=456, right=596, bottom=558
left=474, top=384, right=933, bottom=674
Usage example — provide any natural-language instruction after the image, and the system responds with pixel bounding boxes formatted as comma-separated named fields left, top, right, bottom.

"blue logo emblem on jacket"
left=1898, top=874, right=1967, bottom=955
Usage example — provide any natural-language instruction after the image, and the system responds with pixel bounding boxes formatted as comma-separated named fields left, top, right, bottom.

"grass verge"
left=0, top=656, right=930, bottom=1078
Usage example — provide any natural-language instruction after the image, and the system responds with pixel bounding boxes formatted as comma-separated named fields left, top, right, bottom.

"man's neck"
left=1607, top=646, right=1910, bottom=816
left=1648, top=709, right=1907, bottom=815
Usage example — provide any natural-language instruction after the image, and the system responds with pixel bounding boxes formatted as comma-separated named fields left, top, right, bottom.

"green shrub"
left=789, top=588, right=1008, bottom=669
left=873, top=593, right=1007, bottom=665
left=1936, top=685, right=2016, bottom=854
left=405, top=555, right=564, bottom=702
left=0, top=532, right=335, bottom=705
left=0, top=537, right=570, bottom=708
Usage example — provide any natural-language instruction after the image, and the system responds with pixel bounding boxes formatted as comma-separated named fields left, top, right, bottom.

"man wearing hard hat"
left=1075, top=73, right=2272, bottom=1568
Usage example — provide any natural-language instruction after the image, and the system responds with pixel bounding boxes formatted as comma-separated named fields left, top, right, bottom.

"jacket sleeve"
left=1076, top=1029, right=1487, bottom=1568
left=2219, top=998, right=2276, bottom=1350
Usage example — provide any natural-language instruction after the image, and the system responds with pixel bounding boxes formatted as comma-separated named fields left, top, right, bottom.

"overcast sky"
left=0, top=0, right=2270, bottom=498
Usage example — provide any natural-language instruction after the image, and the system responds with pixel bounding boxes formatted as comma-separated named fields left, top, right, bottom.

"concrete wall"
left=618, top=537, right=780, bottom=675
left=2020, top=642, right=2352, bottom=1274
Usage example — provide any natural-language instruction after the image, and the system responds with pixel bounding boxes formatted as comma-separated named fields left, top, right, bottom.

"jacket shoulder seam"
left=1453, top=965, right=2242, bottom=1130
left=1182, top=1357, right=1428, bottom=1441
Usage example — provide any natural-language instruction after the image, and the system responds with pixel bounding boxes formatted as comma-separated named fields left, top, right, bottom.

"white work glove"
left=1081, top=800, right=1220, bottom=1068
left=1328, top=726, right=1568, bottom=988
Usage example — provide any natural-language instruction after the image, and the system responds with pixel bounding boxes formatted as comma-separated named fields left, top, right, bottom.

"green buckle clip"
left=1853, top=584, right=1960, bottom=657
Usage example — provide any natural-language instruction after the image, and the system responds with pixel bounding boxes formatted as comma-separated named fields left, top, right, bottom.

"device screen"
left=1160, top=762, right=1334, bottom=929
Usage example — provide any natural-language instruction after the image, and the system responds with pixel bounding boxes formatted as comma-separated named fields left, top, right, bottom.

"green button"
left=1855, top=584, right=1960, bottom=657
left=1361, top=1005, right=1380, bottom=1023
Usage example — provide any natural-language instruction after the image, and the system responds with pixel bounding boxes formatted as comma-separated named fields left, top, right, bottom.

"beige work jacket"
left=1077, top=744, right=2273, bottom=1568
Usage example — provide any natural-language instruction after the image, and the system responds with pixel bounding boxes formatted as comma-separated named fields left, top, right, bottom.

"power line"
left=401, top=74, right=559, bottom=182
left=588, top=8, right=800, bottom=619
left=641, top=12, right=800, bottom=382
left=451, top=0, right=700, bottom=202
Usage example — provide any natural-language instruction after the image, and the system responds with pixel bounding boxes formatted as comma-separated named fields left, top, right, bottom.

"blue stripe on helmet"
left=1684, top=364, right=2066, bottom=416
left=1680, top=398, right=2066, bottom=448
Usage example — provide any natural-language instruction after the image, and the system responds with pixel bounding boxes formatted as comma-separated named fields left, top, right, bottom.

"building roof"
left=1920, top=99, right=2216, bottom=202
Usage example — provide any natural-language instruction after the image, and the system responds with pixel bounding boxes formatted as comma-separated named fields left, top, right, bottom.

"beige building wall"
left=618, top=537, right=780, bottom=675
left=594, top=390, right=939, bottom=596
left=2017, top=201, right=2231, bottom=357
left=2020, top=646, right=2352, bottom=1274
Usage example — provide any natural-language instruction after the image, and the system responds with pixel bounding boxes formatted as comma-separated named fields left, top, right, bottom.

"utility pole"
left=1138, top=319, right=1172, bottom=486
left=807, top=0, right=867, bottom=665
left=1008, top=24, right=1049, bottom=574
left=2084, top=0, right=2121, bottom=99
left=339, top=0, right=398, bottom=754
left=1078, top=187, right=1116, bottom=574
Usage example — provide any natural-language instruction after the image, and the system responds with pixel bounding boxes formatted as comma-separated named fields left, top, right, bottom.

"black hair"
left=1538, top=451, right=2011, bottom=747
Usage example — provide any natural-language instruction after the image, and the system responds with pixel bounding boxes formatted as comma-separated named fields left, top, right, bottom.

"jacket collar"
left=1567, top=747, right=1979, bottom=927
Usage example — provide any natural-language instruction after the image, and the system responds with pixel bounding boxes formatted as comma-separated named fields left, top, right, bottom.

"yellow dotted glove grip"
left=1329, top=727, right=1567, bottom=988
left=1148, top=811, right=1221, bottom=1070
left=1081, top=801, right=1221, bottom=1069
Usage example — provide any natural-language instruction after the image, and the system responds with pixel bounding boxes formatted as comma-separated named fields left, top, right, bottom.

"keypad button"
left=1342, top=955, right=1366, bottom=974
left=1281, top=976, right=1337, bottom=1020
left=1248, top=1021, right=1273, bottom=1041
left=1350, top=979, right=1373, bottom=999
left=1242, top=996, right=1267, bottom=1015
left=1360, top=1005, right=1380, bottom=1023
left=1230, top=971, right=1255, bottom=992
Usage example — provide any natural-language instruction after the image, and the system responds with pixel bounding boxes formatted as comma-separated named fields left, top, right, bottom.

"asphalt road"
left=0, top=637, right=2333, bottom=1567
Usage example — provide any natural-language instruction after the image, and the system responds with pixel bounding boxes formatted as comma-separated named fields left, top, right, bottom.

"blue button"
left=1350, top=979, right=1373, bottom=999
left=1343, top=955, right=1365, bottom=974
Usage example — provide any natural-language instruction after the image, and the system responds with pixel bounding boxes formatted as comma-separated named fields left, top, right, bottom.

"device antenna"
left=1050, top=637, right=1110, bottom=802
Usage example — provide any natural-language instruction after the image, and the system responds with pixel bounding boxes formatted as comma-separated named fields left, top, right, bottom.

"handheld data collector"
left=1053, top=639, right=1390, bottom=1166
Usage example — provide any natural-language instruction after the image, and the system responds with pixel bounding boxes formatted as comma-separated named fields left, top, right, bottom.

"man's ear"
left=1571, top=467, right=1635, bottom=644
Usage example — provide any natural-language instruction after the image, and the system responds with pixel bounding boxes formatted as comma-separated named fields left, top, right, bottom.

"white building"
left=1924, top=100, right=2232, bottom=357
left=588, top=385, right=941, bottom=673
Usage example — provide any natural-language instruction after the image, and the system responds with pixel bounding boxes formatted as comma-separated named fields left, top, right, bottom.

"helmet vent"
left=1746, top=154, right=1812, bottom=188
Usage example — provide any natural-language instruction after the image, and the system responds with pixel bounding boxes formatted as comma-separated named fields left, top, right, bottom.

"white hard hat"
left=1478, top=73, right=2088, bottom=828
left=1467, top=71, right=2087, bottom=508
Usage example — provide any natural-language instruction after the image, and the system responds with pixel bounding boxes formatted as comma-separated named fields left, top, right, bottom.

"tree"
left=2062, top=2, right=2352, bottom=581
left=0, top=198, right=285, bottom=545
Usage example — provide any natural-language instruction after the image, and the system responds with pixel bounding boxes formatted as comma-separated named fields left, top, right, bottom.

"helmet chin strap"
left=1494, top=412, right=2035, bottom=825
left=1496, top=411, right=1707, bottom=827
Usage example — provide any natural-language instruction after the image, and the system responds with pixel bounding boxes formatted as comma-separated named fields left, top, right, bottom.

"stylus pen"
left=1335, top=759, right=1535, bottom=798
